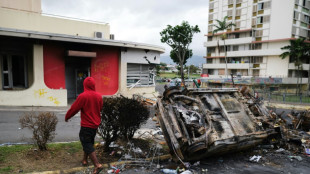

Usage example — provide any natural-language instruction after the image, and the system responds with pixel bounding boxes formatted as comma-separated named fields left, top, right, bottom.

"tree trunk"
left=224, top=39, right=228, bottom=78
left=180, top=63, right=185, bottom=86
left=308, top=60, right=310, bottom=92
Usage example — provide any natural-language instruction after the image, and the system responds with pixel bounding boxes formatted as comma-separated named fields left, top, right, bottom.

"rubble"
left=156, top=86, right=310, bottom=162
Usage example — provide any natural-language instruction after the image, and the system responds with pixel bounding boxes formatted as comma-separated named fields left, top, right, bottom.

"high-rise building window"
left=258, top=3, right=264, bottom=10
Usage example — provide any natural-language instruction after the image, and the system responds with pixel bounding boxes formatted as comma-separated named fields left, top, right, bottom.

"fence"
left=255, top=91, right=310, bottom=104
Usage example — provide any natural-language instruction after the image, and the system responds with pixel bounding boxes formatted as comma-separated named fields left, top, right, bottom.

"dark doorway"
left=65, top=57, right=90, bottom=99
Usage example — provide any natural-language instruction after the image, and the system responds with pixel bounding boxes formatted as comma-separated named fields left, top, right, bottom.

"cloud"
left=42, top=0, right=209, bottom=56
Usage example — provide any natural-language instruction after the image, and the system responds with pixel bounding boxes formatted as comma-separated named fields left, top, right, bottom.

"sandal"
left=93, top=165, right=104, bottom=174
left=81, top=160, right=88, bottom=166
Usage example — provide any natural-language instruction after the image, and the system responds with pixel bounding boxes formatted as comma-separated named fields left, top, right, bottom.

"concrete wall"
left=265, top=55, right=289, bottom=77
left=0, top=45, right=67, bottom=106
left=0, top=7, right=110, bottom=39
left=118, top=48, right=160, bottom=99
left=269, top=0, right=294, bottom=40
left=0, top=0, right=41, bottom=13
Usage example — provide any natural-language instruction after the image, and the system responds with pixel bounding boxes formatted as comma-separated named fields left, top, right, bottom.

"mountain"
left=160, top=55, right=205, bottom=67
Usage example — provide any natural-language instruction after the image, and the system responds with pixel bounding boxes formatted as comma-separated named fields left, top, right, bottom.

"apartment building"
left=0, top=0, right=164, bottom=106
left=203, top=0, right=310, bottom=88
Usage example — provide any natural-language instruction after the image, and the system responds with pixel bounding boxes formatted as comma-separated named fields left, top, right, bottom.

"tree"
left=212, top=16, right=235, bottom=78
left=160, top=21, right=200, bottom=84
left=280, top=38, right=310, bottom=94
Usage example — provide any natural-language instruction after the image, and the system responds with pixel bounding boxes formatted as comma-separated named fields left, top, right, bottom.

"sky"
left=41, top=0, right=209, bottom=57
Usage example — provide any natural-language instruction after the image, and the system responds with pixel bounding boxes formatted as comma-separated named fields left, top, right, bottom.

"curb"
left=29, top=154, right=171, bottom=174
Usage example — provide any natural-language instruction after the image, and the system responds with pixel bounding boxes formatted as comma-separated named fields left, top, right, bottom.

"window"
left=251, top=56, right=263, bottom=63
left=228, top=0, right=234, bottom=5
left=207, top=58, right=213, bottom=64
left=207, top=47, right=216, bottom=53
left=1, top=53, right=28, bottom=89
left=255, top=30, right=263, bottom=37
left=253, top=69, right=260, bottom=76
left=235, top=21, right=241, bottom=28
left=294, top=11, right=300, bottom=20
left=227, top=10, right=233, bottom=17
left=220, top=58, right=226, bottom=63
left=254, top=43, right=262, bottom=50
left=257, top=16, right=263, bottom=24
left=233, top=45, right=239, bottom=51
left=258, top=2, right=264, bottom=10
left=127, top=63, right=155, bottom=87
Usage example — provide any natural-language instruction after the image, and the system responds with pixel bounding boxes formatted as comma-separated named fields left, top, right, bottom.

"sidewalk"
left=0, top=105, right=71, bottom=112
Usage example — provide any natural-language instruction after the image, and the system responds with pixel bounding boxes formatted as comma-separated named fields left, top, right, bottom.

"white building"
left=203, top=0, right=310, bottom=87
left=0, top=0, right=164, bottom=106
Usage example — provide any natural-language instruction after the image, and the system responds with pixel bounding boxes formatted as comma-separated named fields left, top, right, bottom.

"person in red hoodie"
left=65, top=77, right=103, bottom=174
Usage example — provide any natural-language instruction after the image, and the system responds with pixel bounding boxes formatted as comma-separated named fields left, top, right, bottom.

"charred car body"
left=156, top=87, right=278, bottom=161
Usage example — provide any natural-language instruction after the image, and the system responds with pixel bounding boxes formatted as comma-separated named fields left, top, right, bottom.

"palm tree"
left=280, top=38, right=310, bottom=94
left=212, top=16, right=235, bottom=78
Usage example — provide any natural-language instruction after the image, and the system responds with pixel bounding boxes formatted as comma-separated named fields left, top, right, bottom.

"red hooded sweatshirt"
left=65, top=77, right=103, bottom=129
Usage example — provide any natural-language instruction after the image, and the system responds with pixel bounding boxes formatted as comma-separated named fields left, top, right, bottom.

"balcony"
left=227, top=49, right=283, bottom=57
left=204, top=37, right=252, bottom=47
left=207, top=49, right=283, bottom=58
left=288, top=63, right=310, bottom=70
left=203, top=63, right=250, bottom=69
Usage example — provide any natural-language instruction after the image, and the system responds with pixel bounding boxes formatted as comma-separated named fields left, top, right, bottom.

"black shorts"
left=79, top=126, right=97, bottom=154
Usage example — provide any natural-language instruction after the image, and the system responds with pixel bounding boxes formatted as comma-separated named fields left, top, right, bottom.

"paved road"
left=0, top=102, right=158, bottom=144
left=0, top=106, right=81, bottom=144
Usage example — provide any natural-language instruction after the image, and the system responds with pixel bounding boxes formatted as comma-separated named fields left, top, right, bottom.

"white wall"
left=0, top=0, right=41, bottom=13
left=118, top=48, right=161, bottom=99
left=0, top=7, right=110, bottom=39
left=269, top=0, right=294, bottom=40
left=265, top=55, right=289, bottom=77
left=0, top=45, right=67, bottom=106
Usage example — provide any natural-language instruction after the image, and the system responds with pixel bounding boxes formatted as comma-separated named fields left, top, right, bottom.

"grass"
left=159, top=72, right=201, bottom=79
left=0, top=142, right=83, bottom=173
left=0, top=139, right=166, bottom=173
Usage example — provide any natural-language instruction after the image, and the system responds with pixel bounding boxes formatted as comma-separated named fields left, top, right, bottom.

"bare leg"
left=82, top=152, right=88, bottom=165
left=89, top=151, right=102, bottom=174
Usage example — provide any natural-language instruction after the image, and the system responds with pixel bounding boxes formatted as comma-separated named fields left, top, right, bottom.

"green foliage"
left=280, top=38, right=310, bottom=94
left=19, top=112, right=58, bottom=151
left=0, top=145, right=29, bottom=162
left=212, top=16, right=235, bottom=76
left=48, top=141, right=81, bottom=154
left=0, top=166, right=13, bottom=173
left=98, top=97, right=149, bottom=151
left=280, top=38, right=310, bottom=66
left=212, top=16, right=235, bottom=38
left=160, top=21, right=200, bottom=81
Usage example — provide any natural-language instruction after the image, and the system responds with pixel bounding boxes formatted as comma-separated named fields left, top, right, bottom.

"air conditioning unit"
left=110, top=34, right=115, bottom=40
left=94, top=32, right=103, bottom=39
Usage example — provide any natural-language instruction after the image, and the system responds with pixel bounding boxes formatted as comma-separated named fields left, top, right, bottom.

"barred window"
left=127, top=63, right=155, bottom=87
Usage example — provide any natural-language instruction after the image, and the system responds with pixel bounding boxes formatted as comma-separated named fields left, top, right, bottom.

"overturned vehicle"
left=156, top=87, right=277, bottom=161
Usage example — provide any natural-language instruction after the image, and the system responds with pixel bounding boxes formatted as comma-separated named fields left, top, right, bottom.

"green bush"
left=98, top=97, right=149, bottom=150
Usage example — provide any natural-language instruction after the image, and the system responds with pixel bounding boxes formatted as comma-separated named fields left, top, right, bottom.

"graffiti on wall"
left=34, top=89, right=60, bottom=106
left=101, top=75, right=111, bottom=86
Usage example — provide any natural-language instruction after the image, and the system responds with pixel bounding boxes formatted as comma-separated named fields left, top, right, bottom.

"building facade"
left=203, top=0, right=310, bottom=89
left=0, top=0, right=164, bottom=106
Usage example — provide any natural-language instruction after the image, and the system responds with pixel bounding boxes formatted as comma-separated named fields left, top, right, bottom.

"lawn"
left=0, top=138, right=166, bottom=173
left=159, top=72, right=201, bottom=79
left=0, top=142, right=83, bottom=173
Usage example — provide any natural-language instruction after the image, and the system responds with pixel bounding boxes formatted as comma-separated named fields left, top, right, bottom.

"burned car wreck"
left=156, top=87, right=279, bottom=161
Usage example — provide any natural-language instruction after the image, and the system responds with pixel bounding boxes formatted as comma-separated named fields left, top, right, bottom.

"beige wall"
left=0, top=7, right=110, bottom=39
left=0, top=44, right=67, bottom=106
left=0, top=0, right=41, bottom=13
left=118, top=49, right=158, bottom=99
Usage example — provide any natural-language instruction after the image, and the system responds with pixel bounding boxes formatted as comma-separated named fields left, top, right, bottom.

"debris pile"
left=156, top=86, right=310, bottom=162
